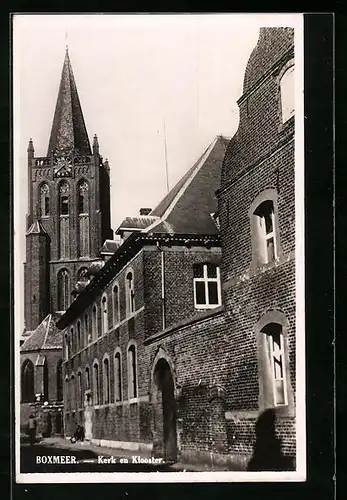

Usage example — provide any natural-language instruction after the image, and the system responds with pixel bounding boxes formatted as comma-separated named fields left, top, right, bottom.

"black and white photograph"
left=13, top=13, right=305, bottom=482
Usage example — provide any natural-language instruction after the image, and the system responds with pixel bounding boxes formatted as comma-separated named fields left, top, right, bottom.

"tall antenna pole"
left=65, top=30, right=69, bottom=51
left=163, top=117, right=169, bottom=193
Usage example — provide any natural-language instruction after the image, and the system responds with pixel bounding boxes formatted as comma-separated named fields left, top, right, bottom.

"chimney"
left=139, top=208, right=152, bottom=216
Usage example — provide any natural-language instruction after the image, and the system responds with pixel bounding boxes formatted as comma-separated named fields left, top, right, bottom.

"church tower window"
left=57, top=268, right=70, bottom=311
left=39, top=183, right=50, bottom=217
left=59, top=181, right=70, bottom=259
left=78, top=181, right=90, bottom=257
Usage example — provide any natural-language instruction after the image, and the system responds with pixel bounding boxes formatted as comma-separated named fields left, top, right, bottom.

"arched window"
left=101, top=294, right=108, bottom=334
left=57, top=269, right=70, bottom=311
left=113, top=284, right=120, bottom=325
left=84, top=313, right=90, bottom=345
left=64, top=333, right=69, bottom=360
left=59, top=181, right=70, bottom=258
left=78, top=181, right=90, bottom=257
left=92, top=305, right=98, bottom=340
left=114, top=350, right=122, bottom=402
left=56, top=359, right=63, bottom=401
left=249, top=190, right=280, bottom=268
left=21, top=359, right=35, bottom=403
left=70, top=327, right=75, bottom=355
left=39, top=183, right=50, bottom=217
left=103, top=356, right=110, bottom=405
left=125, top=270, right=135, bottom=316
left=193, top=263, right=221, bottom=309
left=85, top=366, right=90, bottom=390
left=92, top=361, right=100, bottom=405
left=261, top=323, right=288, bottom=407
left=77, top=370, right=83, bottom=408
left=77, top=320, right=81, bottom=351
left=70, top=373, right=76, bottom=410
left=280, top=64, right=295, bottom=123
left=43, top=361, right=49, bottom=401
left=127, top=343, right=137, bottom=399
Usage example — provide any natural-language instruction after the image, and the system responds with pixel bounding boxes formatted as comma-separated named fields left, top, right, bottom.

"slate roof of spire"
left=47, top=49, right=91, bottom=156
left=21, top=313, right=64, bottom=352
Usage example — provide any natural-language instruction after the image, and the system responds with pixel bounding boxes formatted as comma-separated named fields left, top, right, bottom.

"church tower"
left=24, top=48, right=112, bottom=331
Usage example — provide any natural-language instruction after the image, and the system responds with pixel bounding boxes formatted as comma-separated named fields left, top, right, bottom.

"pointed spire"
left=47, top=50, right=91, bottom=156
left=27, top=138, right=34, bottom=154
left=93, top=134, right=99, bottom=154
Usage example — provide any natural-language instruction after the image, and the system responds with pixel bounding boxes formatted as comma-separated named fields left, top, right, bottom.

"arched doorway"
left=152, top=358, right=177, bottom=462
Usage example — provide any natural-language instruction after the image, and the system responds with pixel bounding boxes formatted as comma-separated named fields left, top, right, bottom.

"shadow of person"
left=247, top=409, right=293, bottom=471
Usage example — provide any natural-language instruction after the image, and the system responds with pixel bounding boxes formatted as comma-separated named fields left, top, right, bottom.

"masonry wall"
left=216, top=27, right=296, bottom=464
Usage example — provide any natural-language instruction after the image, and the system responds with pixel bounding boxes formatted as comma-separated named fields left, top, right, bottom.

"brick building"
left=57, top=25, right=296, bottom=469
left=23, top=26, right=297, bottom=469
left=56, top=135, right=227, bottom=461
left=20, top=48, right=112, bottom=434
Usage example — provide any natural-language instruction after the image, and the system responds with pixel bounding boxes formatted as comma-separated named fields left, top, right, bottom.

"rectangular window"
left=193, top=264, right=221, bottom=309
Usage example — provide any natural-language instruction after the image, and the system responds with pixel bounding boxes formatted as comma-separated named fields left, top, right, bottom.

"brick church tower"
left=24, top=48, right=112, bottom=332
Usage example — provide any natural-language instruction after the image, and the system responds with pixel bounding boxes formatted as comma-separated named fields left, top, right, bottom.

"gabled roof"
left=145, top=136, right=228, bottom=235
left=21, top=313, right=63, bottom=352
left=47, top=49, right=91, bottom=156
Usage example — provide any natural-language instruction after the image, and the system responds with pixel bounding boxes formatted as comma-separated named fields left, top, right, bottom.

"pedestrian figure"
left=28, top=414, right=37, bottom=445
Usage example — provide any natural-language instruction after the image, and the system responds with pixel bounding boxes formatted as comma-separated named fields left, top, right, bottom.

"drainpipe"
left=157, top=242, right=166, bottom=330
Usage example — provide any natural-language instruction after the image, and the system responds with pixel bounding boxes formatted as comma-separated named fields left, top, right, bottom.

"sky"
left=13, top=13, right=301, bottom=333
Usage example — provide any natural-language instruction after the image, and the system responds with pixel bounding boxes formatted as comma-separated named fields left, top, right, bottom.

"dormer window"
left=193, top=263, right=221, bottom=309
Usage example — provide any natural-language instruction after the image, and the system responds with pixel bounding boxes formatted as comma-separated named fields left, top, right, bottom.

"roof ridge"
left=41, top=314, right=52, bottom=349
left=144, top=137, right=219, bottom=234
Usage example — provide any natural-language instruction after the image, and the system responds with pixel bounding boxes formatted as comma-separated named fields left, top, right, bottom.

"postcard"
left=13, top=13, right=305, bottom=483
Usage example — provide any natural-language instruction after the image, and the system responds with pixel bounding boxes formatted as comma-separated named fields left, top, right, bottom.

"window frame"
left=193, top=263, right=222, bottom=310
left=255, top=311, right=294, bottom=416
left=279, top=61, right=295, bottom=124
left=39, top=183, right=50, bottom=218
left=92, top=360, right=100, bottom=407
left=102, top=354, right=111, bottom=405
left=127, top=341, right=138, bottom=401
left=114, top=348, right=123, bottom=403
left=125, top=268, right=135, bottom=317
left=101, top=293, right=108, bottom=335
left=249, top=189, right=281, bottom=269
left=91, top=304, right=98, bottom=340
left=112, top=282, right=120, bottom=326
